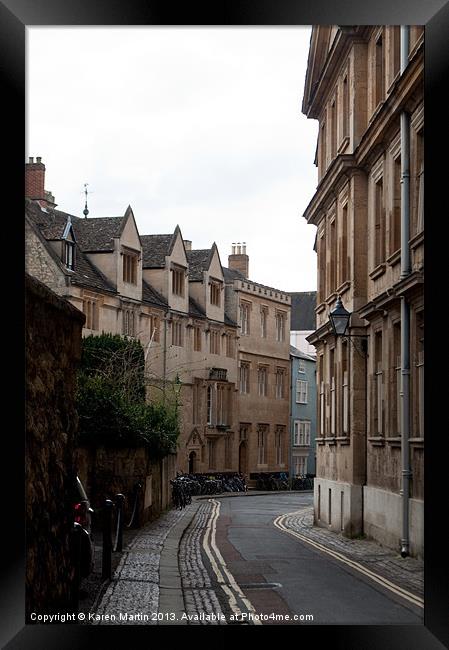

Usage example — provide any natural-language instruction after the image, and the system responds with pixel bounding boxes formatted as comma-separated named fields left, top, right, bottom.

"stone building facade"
left=25, top=161, right=291, bottom=479
left=302, top=26, right=423, bottom=556
left=224, top=246, right=291, bottom=480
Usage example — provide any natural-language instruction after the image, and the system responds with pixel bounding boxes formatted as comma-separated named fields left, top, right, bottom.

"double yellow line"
left=202, top=499, right=262, bottom=624
left=273, top=512, right=424, bottom=610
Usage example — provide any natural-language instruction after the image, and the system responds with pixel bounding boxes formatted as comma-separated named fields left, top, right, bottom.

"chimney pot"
left=28, top=157, right=34, bottom=163
left=36, top=157, right=42, bottom=163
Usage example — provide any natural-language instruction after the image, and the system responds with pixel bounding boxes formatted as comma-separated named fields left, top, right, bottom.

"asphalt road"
left=204, top=493, right=422, bottom=625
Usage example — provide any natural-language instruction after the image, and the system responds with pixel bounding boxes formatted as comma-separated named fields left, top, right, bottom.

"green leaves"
left=76, top=334, right=179, bottom=457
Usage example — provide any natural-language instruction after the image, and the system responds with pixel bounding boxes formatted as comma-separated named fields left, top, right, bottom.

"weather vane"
left=83, top=183, right=90, bottom=218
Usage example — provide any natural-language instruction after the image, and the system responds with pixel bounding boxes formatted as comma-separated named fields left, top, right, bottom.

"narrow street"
left=181, top=493, right=423, bottom=625
left=89, top=492, right=424, bottom=626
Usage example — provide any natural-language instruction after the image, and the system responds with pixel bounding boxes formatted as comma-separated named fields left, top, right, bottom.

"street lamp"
left=329, top=295, right=351, bottom=336
left=328, top=295, right=368, bottom=356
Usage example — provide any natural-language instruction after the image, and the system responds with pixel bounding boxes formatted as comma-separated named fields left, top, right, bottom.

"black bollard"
left=114, top=494, right=125, bottom=552
left=71, top=522, right=82, bottom=614
left=102, top=499, right=113, bottom=580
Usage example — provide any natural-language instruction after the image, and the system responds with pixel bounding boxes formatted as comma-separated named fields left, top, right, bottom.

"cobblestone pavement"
left=178, top=501, right=227, bottom=625
left=281, top=506, right=424, bottom=598
left=90, top=508, right=187, bottom=625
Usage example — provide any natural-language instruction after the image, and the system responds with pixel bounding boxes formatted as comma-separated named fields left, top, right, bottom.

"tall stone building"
left=25, top=162, right=291, bottom=480
left=302, top=26, right=423, bottom=556
left=224, top=245, right=291, bottom=480
left=25, top=158, right=238, bottom=476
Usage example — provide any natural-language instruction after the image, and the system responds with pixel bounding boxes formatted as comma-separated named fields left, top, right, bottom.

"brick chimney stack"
left=228, top=242, right=249, bottom=278
left=25, top=157, right=56, bottom=208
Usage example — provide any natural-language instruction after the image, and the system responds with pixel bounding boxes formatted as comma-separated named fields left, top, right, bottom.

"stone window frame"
left=122, top=248, right=139, bottom=285
left=149, top=313, right=160, bottom=343
left=387, top=134, right=402, bottom=260
left=193, top=325, right=202, bottom=352
left=171, top=264, right=186, bottom=297
left=171, top=320, right=184, bottom=347
left=257, top=424, right=268, bottom=465
left=257, top=364, right=268, bottom=397
left=275, top=425, right=285, bottom=465
left=337, top=191, right=350, bottom=288
left=240, top=300, right=251, bottom=335
left=275, top=310, right=286, bottom=343
left=372, top=27, right=385, bottom=116
left=275, top=367, right=286, bottom=399
left=411, top=106, right=424, bottom=237
left=209, top=278, right=222, bottom=307
left=63, top=240, right=75, bottom=271
left=327, top=208, right=337, bottom=296
left=209, top=329, right=220, bottom=355
left=369, top=155, right=387, bottom=273
left=239, top=361, right=250, bottom=395
left=83, top=296, right=98, bottom=331
left=260, top=305, right=268, bottom=338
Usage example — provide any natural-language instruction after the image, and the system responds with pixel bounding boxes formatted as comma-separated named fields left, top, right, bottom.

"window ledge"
left=316, top=437, right=326, bottom=445
left=386, top=436, right=402, bottom=447
left=410, top=231, right=424, bottom=250
left=336, top=280, right=351, bottom=296
left=369, top=264, right=386, bottom=280
left=368, top=436, right=385, bottom=446
left=337, top=136, right=350, bottom=155
left=386, top=250, right=401, bottom=266
left=410, top=437, right=424, bottom=446
left=323, top=437, right=337, bottom=446
left=336, top=436, right=350, bottom=445
left=325, top=292, right=338, bottom=306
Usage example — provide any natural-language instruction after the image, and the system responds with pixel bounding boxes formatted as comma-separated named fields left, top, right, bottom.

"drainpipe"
left=400, top=25, right=411, bottom=558
left=162, top=311, right=169, bottom=404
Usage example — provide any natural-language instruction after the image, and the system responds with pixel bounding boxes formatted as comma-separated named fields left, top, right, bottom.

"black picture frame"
left=3, top=0, right=448, bottom=647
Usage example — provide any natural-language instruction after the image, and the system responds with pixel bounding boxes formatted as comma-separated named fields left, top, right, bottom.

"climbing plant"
left=76, top=334, right=179, bottom=458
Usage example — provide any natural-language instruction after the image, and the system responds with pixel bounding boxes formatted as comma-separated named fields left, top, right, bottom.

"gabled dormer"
left=141, top=225, right=189, bottom=313
left=62, top=218, right=76, bottom=271
left=116, top=205, right=143, bottom=302
left=72, top=205, right=142, bottom=300
left=188, top=242, right=225, bottom=323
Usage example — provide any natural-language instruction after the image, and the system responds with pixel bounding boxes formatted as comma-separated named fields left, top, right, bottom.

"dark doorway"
left=188, top=450, right=197, bottom=474
left=238, top=442, right=247, bottom=474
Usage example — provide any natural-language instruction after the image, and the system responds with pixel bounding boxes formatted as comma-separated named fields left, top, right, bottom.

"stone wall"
left=25, top=221, right=67, bottom=296
left=25, top=274, right=85, bottom=618
left=76, top=446, right=177, bottom=528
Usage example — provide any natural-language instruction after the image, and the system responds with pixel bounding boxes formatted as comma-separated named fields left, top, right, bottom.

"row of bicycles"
left=254, top=472, right=314, bottom=491
left=171, top=472, right=247, bottom=509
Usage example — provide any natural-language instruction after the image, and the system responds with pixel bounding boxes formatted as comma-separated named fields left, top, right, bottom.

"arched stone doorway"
left=238, top=442, right=247, bottom=475
left=188, top=450, right=197, bottom=474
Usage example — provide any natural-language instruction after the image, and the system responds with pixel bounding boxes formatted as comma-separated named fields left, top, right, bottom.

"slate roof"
left=25, top=200, right=71, bottom=240
left=71, top=216, right=124, bottom=252
left=189, top=297, right=206, bottom=319
left=223, top=266, right=246, bottom=283
left=26, top=200, right=116, bottom=294
left=70, top=243, right=116, bottom=293
left=290, top=292, right=317, bottom=331
left=187, top=249, right=212, bottom=281
left=142, top=281, right=168, bottom=309
left=141, top=234, right=174, bottom=268
left=290, top=344, right=316, bottom=362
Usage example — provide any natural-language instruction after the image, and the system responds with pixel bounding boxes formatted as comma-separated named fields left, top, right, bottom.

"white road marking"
left=202, top=499, right=262, bottom=624
left=273, top=512, right=424, bottom=610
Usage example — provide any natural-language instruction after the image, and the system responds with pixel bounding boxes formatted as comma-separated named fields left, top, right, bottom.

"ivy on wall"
left=76, top=334, right=179, bottom=458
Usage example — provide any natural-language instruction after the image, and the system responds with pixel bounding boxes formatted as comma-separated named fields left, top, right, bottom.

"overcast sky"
left=27, top=27, right=318, bottom=292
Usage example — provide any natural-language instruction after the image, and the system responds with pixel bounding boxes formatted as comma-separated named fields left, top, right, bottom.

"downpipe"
left=400, top=25, right=411, bottom=559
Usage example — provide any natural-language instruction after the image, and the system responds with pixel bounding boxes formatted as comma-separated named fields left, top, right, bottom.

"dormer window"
left=210, top=280, right=222, bottom=307
left=172, top=266, right=185, bottom=297
left=123, top=252, right=138, bottom=284
left=64, top=241, right=75, bottom=270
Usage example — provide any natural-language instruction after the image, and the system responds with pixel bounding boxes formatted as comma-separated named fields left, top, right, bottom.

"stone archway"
left=238, top=442, right=247, bottom=474
left=188, top=450, right=197, bottom=474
